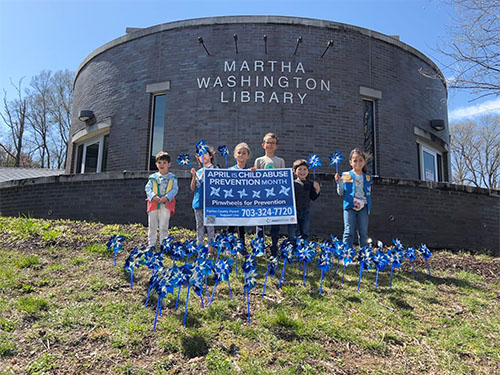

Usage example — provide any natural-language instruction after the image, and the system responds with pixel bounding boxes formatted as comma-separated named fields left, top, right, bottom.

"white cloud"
left=449, top=97, right=500, bottom=122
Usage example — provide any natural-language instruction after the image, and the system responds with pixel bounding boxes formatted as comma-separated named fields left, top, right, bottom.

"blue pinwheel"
left=296, top=240, right=317, bottom=286
left=317, top=242, right=333, bottom=294
left=152, top=265, right=181, bottom=331
left=210, top=258, right=234, bottom=305
left=170, top=241, right=186, bottom=264
left=183, top=240, right=198, bottom=263
left=231, top=237, right=245, bottom=277
left=372, top=247, right=389, bottom=289
left=123, top=245, right=147, bottom=289
left=196, top=139, right=209, bottom=156
left=279, top=240, right=295, bottom=289
left=244, top=266, right=258, bottom=323
left=357, top=246, right=374, bottom=291
left=418, top=243, right=432, bottom=276
left=174, top=264, right=192, bottom=311
left=307, top=153, right=322, bottom=181
left=217, top=145, right=229, bottom=168
left=262, top=255, right=278, bottom=298
left=250, top=236, right=266, bottom=257
left=404, top=246, right=418, bottom=280
left=329, top=151, right=344, bottom=174
left=177, top=153, right=193, bottom=168
left=341, top=245, right=357, bottom=284
left=160, top=236, right=174, bottom=256
left=107, top=234, right=125, bottom=266
left=183, top=264, right=206, bottom=326
left=388, top=245, right=403, bottom=289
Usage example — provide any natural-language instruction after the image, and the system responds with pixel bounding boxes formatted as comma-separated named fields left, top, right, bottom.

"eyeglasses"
left=264, top=141, right=277, bottom=145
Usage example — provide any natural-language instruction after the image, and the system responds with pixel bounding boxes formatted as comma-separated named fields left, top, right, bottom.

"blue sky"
left=1, top=0, right=499, bottom=122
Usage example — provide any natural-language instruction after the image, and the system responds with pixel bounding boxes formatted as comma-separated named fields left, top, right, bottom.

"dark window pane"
left=437, top=154, right=442, bottom=182
left=76, top=144, right=83, bottom=173
left=363, top=100, right=375, bottom=175
left=150, top=94, right=166, bottom=170
left=85, top=143, right=99, bottom=173
left=101, top=135, right=109, bottom=172
left=423, top=150, right=436, bottom=181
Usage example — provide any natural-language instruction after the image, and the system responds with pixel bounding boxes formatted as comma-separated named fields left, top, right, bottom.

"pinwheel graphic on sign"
left=107, top=234, right=125, bottom=267
left=329, top=151, right=344, bottom=174
left=307, top=154, right=322, bottom=181
left=418, top=243, right=432, bottom=276
left=218, top=145, right=229, bottom=168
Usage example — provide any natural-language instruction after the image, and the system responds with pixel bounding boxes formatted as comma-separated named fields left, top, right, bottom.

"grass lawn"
left=0, top=215, right=499, bottom=374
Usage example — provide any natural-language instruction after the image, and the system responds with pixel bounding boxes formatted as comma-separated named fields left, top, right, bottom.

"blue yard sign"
left=204, top=168, right=297, bottom=226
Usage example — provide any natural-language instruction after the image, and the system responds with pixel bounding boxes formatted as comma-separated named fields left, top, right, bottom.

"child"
left=254, top=133, right=285, bottom=256
left=288, top=159, right=320, bottom=243
left=228, top=143, right=256, bottom=247
left=335, top=148, right=372, bottom=248
left=145, top=151, right=178, bottom=248
left=190, top=146, right=216, bottom=252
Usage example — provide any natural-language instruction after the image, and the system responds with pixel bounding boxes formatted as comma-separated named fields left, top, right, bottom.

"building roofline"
left=73, top=15, right=447, bottom=93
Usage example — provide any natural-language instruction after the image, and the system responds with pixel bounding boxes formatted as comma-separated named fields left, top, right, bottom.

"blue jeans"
left=288, top=209, right=310, bottom=243
left=343, top=207, right=369, bottom=248
left=257, top=225, right=280, bottom=257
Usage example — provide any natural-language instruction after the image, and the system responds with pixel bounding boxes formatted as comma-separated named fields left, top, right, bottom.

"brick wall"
left=1, top=173, right=498, bottom=254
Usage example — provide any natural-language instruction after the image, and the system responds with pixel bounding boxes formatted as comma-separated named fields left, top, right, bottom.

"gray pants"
left=194, top=209, right=215, bottom=246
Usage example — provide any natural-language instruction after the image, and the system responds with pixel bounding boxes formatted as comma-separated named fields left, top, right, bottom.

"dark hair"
left=349, top=148, right=369, bottom=173
left=196, top=146, right=216, bottom=166
left=155, top=151, right=171, bottom=163
left=292, top=159, right=308, bottom=171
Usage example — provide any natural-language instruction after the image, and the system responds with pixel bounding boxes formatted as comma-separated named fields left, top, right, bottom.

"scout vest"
left=342, top=171, right=372, bottom=213
left=146, top=174, right=176, bottom=215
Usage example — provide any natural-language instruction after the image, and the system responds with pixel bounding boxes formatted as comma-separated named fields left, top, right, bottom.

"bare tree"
left=48, top=70, right=73, bottom=168
left=27, top=71, right=53, bottom=168
left=0, top=78, right=29, bottom=167
left=439, top=0, right=500, bottom=98
left=450, top=115, right=500, bottom=189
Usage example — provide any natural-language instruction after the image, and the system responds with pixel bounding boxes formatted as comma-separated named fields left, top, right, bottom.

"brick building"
left=1, top=17, right=498, bottom=252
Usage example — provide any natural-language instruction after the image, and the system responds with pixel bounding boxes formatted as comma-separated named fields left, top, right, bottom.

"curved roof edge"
left=74, top=15, right=447, bottom=92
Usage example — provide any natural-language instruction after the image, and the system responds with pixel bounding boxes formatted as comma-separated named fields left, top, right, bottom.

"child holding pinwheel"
left=254, top=133, right=285, bottom=257
left=145, top=151, right=179, bottom=248
left=228, top=142, right=256, bottom=246
left=190, top=145, right=217, bottom=254
left=335, top=148, right=372, bottom=248
left=288, top=159, right=320, bottom=243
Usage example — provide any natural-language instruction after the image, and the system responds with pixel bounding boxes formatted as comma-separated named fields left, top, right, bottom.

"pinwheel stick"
left=262, top=264, right=270, bottom=298
left=153, top=297, right=161, bottom=331
left=200, top=293, right=205, bottom=309
left=175, top=286, right=182, bottom=311
left=302, top=264, right=307, bottom=286
left=130, top=268, right=134, bottom=289
left=410, top=260, right=418, bottom=280
left=279, top=259, right=287, bottom=289
left=320, top=269, right=325, bottom=295
left=390, top=265, right=394, bottom=290
left=342, top=263, right=347, bottom=284
left=183, top=284, right=191, bottom=327
left=235, top=255, right=238, bottom=277
left=357, top=264, right=363, bottom=292
left=209, top=280, right=219, bottom=306
left=227, top=279, right=233, bottom=300
left=114, top=250, right=118, bottom=267
left=246, top=287, right=251, bottom=323
left=145, top=284, right=152, bottom=307
left=425, top=259, right=432, bottom=276
left=375, top=269, right=380, bottom=289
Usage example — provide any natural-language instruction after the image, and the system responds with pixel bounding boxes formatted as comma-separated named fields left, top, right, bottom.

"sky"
left=1, top=0, right=499, bottom=123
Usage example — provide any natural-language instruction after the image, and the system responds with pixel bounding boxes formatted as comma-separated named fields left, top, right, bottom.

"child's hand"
left=249, top=167, right=257, bottom=172
left=152, top=195, right=160, bottom=202
left=159, top=197, right=169, bottom=203
left=335, top=173, right=341, bottom=182
left=313, top=181, right=320, bottom=193
left=190, top=168, right=196, bottom=177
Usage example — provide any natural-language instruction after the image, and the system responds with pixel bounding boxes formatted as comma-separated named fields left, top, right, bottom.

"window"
left=149, top=94, right=166, bottom=170
left=363, top=99, right=377, bottom=175
left=74, top=134, right=109, bottom=173
left=419, top=144, right=442, bottom=182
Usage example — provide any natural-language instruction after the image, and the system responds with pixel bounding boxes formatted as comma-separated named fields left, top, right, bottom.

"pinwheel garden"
left=1, top=216, right=499, bottom=375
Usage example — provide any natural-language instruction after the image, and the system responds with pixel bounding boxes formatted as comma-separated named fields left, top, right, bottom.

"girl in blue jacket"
left=335, top=148, right=372, bottom=248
